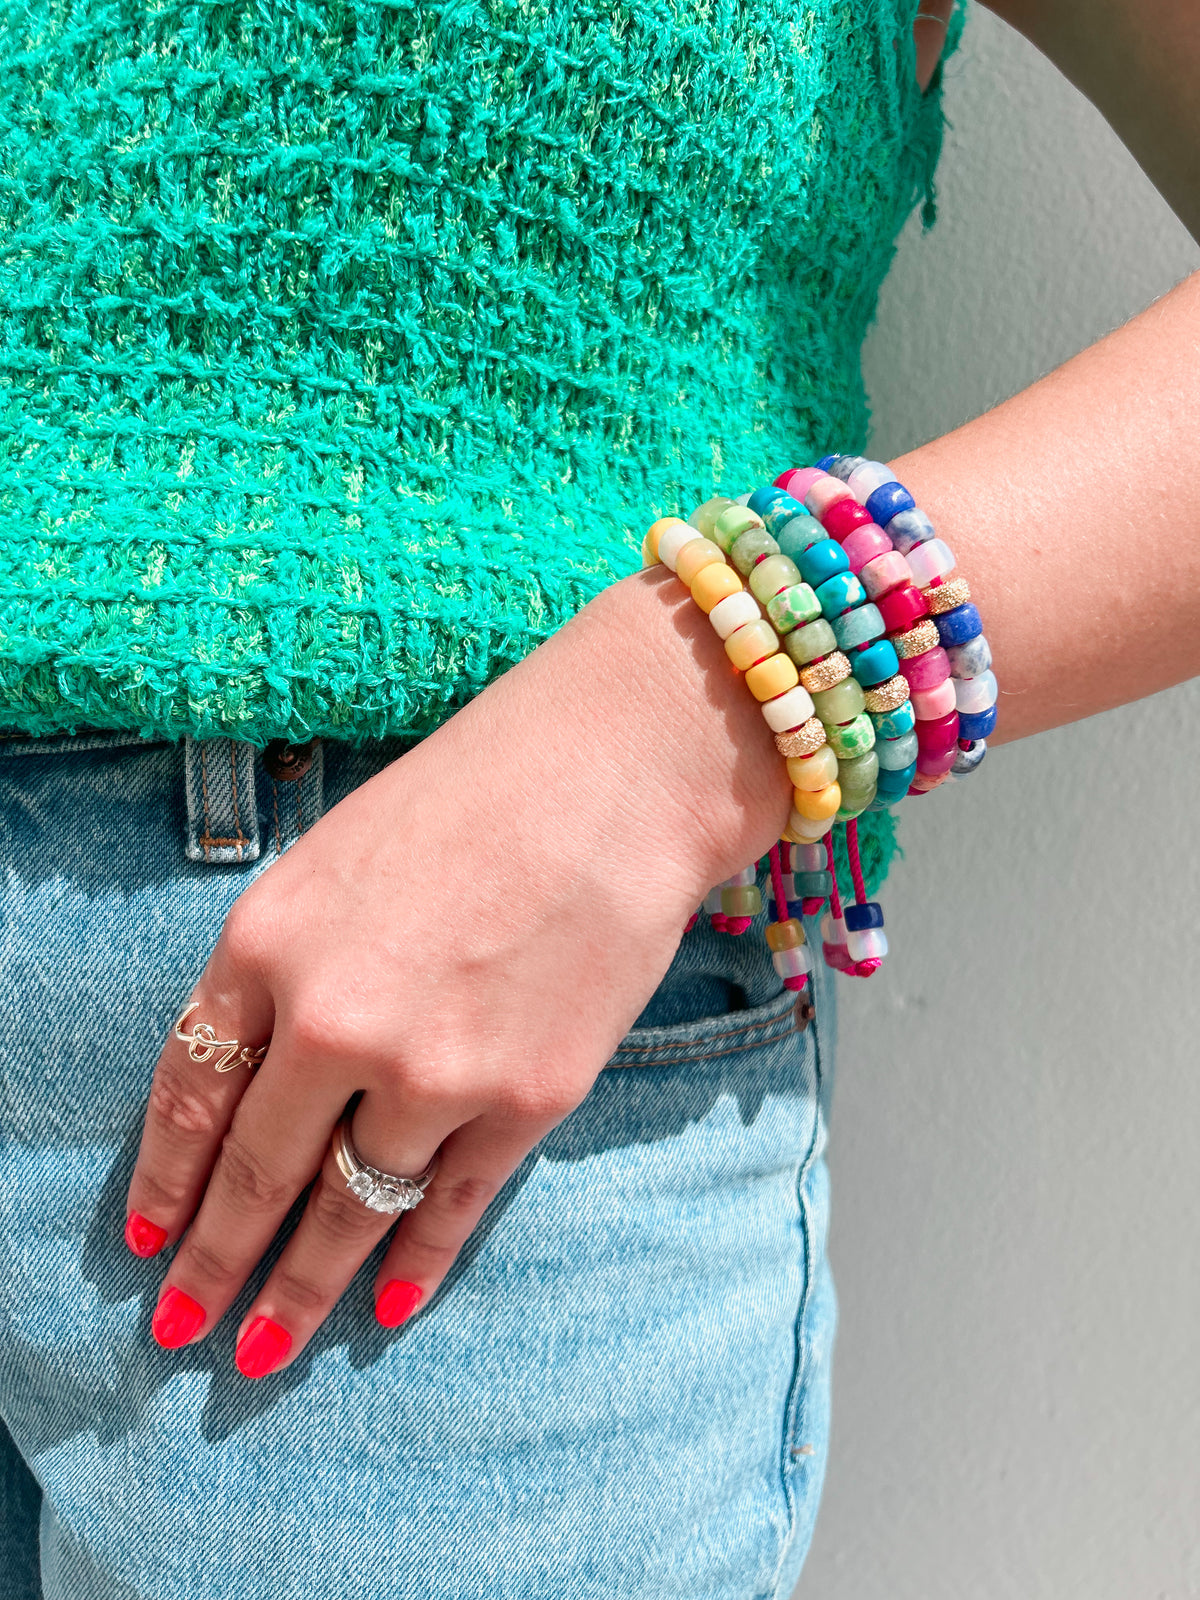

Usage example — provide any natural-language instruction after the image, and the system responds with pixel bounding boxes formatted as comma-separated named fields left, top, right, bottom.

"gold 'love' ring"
left=172, top=1000, right=269, bottom=1074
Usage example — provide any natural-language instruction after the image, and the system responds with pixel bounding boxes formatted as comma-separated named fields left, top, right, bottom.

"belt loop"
left=262, top=738, right=324, bottom=855
left=184, top=737, right=261, bottom=864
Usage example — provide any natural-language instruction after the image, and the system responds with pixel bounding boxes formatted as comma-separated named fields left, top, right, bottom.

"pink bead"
left=803, top=475, right=852, bottom=517
left=898, top=646, right=951, bottom=691
left=909, top=769, right=951, bottom=793
left=916, top=746, right=957, bottom=776
left=840, top=525, right=893, bottom=574
left=859, top=549, right=912, bottom=597
left=821, top=497, right=875, bottom=541
left=915, top=709, right=960, bottom=754
left=910, top=678, right=958, bottom=719
left=776, top=467, right=825, bottom=500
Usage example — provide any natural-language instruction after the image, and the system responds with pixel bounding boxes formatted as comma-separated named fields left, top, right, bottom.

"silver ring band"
left=333, top=1110, right=438, bottom=1215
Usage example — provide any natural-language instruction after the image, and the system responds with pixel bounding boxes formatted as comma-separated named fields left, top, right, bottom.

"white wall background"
left=800, top=11, right=1200, bottom=1600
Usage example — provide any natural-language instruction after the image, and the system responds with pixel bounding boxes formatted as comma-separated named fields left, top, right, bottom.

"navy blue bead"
left=875, top=760, right=917, bottom=793
left=844, top=901, right=884, bottom=932
left=786, top=900, right=807, bottom=922
left=865, top=481, right=915, bottom=527
left=814, top=454, right=839, bottom=472
left=748, top=486, right=788, bottom=518
left=798, top=538, right=850, bottom=588
left=957, top=704, right=998, bottom=740
left=934, top=603, right=983, bottom=647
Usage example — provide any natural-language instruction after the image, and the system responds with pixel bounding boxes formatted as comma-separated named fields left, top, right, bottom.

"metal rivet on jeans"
left=263, top=738, right=318, bottom=782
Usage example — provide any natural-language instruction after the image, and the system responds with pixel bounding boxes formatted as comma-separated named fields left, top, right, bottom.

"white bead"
left=786, top=808, right=833, bottom=842
left=708, top=589, right=762, bottom=639
left=703, top=887, right=723, bottom=914
left=846, top=461, right=897, bottom=502
left=734, top=492, right=753, bottom=506
left=761, top=683, right=815, bottom=732
left=793, top=843, right=827, bottom=872
left=846, top=927, right=889, bottom=962
left=777, top=872, right=796, bottom=901
left=820, top=912, right=848, bottom=946
left=906, top=538, right=956, bottom=587
left=657, top=521, right=697, bottom=571
left=954, top=668, right=998, bottom=713
left=772, top=945, right=813, bottom=979
left=725, top=865, right=757, bottom=887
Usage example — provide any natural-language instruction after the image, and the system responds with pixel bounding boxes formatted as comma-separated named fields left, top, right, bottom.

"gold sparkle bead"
left=909, top=769, right=951, bottom=793
left=892, top=618, right=940, bottom=659
left=774, top=717, right=827, bottom=758
left=766, top=918, right=806, bottom=953
left=744, top=651, right=800, bottom=702
left=798, top=651, right=851, bottom=694
left=923, top=576, right=971, bottom=615
left=863, top=675, right=911, bottom=713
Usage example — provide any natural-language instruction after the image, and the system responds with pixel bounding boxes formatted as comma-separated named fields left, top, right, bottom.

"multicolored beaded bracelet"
left=644, top=460, right=998, bottom=990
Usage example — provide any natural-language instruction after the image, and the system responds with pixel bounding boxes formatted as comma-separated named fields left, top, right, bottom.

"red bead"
left=916, top=745, right=958, bottom=776
left=915, top=709, right=961, bottom=754
left=877, top=583, right=929, bottom=633
left=820, top=497, right=875, bottom=541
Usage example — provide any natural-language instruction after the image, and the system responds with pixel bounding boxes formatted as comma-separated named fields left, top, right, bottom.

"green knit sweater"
left=0, top=0, right=959, bottom=879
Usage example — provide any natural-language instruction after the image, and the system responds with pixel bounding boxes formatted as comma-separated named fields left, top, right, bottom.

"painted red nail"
left=125, top=1212, right=168, bottom=1258
left=375, top=1280, right=422, bottom=1328
left=151, top=1287, right=206, bottom=1349
left=235, top=1316, right=292, bottom=1379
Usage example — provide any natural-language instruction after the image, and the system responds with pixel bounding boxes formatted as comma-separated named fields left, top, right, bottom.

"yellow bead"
left=792, top=782, right=841, bottom=821
left=674, top=537, right=726, bottom=585
left=645, top=516, right=687, bottom=563
left=766, top=918, right=806, bottom=953
left=786, top=743, right=839, bottom=790
left=744, top=651, right=799, bottom=702
left=641, top=534, right=656, bottom=568
left=690, top=562, right=743, bottom=613
left=724, top=617, right=779, bottom=671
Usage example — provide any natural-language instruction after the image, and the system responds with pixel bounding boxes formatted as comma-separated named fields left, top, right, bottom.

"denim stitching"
left=607, top=1014, right=799, bottom=1070
left=606, top=1000, right=798, bottom=1068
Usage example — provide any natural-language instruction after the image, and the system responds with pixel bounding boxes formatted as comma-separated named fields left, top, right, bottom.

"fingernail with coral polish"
left=376, top=1280, right=422, bottom=1328
left=152, top=1287, right=206, bottom=1349
left=236, top=1316, right=292, bottom=1379
left=125, top=1212, right=168, bottom=1258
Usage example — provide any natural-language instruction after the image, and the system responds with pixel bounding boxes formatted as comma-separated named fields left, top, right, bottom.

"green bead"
left=730, top=527, right=780, bottom=575
left=835, top=793, right=874, bottom=821
left=721, top=884, right=762, bottom=917
left=775, top=514, right=827, bottom=562
left=691, top=497, right=736, bottom=541
left=766, top=582, right=821, bottom=634
left=824, top=712, right=876, bottom=760
left=748, top=553, right=802, bottom=603
left=838, top=750, right=880, bottom=789
left=712, top=504, right=764, bottom=554
left=811, top=676, right=866, bottom=725
left=783, top=617, right=837, bottom=666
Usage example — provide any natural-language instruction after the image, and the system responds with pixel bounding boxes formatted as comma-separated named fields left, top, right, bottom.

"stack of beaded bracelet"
left=643, top=459, right=998, bottom=989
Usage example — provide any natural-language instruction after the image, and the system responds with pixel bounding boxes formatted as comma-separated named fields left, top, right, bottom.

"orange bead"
left=724, top=617, right=779, bottom=671
left=690, top=562, right=743, bottom=613
left=744, top=651, right=799, bottom=702
left=640, top=534, right=656, bottom=568
left=674, top=537, right=726, bottom=585
left=766, top=918, right=806, bottom=953
left=791, top=782, right=841, bottom=821
left=645, top=516, right=686, bottom=562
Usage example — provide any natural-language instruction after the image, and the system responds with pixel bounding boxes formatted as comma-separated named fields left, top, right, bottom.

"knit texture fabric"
left=0, top=0, right=962, bottom=884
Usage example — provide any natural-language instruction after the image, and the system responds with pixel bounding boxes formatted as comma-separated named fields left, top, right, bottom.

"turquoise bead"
left=871, top=701, right=916, bottom=741
left=775, top=514, right=827, bottom=562
left=814, top=570, right=866, bottom=619
left=832, top=602, right=884, bottom=652
left=876, top=729, right=918, bottom=770
left=798, top=539, right=850, bottom=589
left=730, top=527, right=780, bottom=576
left=875, top=759, right=917, bottom=794
left=850, top=637, right=899, bottom=686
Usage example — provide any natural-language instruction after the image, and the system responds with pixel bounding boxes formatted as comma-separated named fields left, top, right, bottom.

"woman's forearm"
left=892, top=268, right=1200, bottom=745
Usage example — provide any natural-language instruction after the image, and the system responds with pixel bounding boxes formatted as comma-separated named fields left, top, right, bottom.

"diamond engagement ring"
left=333, top=1111, right=439, bottom=1216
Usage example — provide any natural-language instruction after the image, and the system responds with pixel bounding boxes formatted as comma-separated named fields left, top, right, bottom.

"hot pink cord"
left=846, top=818, right=867, bottom=905
left=768, top=842, right=787, bottom=920
left=825, top=831, right=843, bottom=920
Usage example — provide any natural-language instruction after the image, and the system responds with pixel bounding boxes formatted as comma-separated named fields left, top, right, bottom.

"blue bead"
left=798, top=538, right=850, bottom=588
left=875, top=760, right=916, bottom=793
left=844, top=901, right=884, bottom=932
left=947, top=633, right=991, bottom=679
left=775, top=513, right=827, bottom=560
left=828, top=454, right=867, bottom=483
left=957, top=705, right=998, bottom=740
left=786, top=900, right=807, bottom=922
left=747, top=486, right=788, bottom=518
left=814, top=454, right=839, bottom=472
left=761, top=495, right=804, bottom=537
left=815, top=570, right=866, bottom=618
left=885, top=508, right=936, bottom=554
left=872, top=700, right=916, bottom=740
left=865, top=481, right=915, bottom=527
left=833, top=602, right=884, bottom=651
left=876, top=729, right=918, bottom=770
left=851, top=638, right=900, bottom=686
left=952, top=738, right=988, bottom=775
left=935, top=603, right=983, bottom=647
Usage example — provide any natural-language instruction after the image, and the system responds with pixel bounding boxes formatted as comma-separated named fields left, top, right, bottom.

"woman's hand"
left=124, top=568, right=792, bottom=1376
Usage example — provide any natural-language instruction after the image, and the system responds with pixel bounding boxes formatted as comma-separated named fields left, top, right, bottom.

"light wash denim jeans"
left=0, top=729, right=837, bottom=1600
